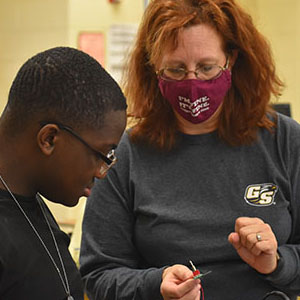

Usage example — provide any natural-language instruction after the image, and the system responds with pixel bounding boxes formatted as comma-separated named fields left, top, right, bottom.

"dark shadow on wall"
left=272, top=103, right=292, bottom=118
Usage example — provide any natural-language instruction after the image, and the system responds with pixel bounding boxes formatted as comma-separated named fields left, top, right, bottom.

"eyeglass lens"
left=161, top=65, right=223, bottom=81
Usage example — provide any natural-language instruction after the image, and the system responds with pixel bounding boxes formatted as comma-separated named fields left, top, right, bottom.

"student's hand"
left=228, top=217, right=278, bottom=274
left=160, top=264, right=201, bottom=300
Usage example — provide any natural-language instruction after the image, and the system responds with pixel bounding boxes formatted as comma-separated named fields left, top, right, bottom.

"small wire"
left=189, top=260, right=210, bottom=300
left=262, top=291, right=290, bottom=300
left=189, top=260, right=197, bottom=272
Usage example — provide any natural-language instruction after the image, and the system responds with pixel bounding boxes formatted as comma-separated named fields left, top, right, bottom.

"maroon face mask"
left=158, top=69, right=232, bottom=124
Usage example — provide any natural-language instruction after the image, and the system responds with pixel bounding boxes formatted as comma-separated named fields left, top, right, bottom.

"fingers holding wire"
left=161, top=264, right=201, bottom=300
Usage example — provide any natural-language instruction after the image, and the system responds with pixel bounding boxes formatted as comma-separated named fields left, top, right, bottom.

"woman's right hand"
left=160, top=264, right=201, bottom=300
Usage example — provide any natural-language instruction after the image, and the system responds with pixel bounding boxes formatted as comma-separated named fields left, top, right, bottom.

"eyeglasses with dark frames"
left=40, top=122, right=117, bottom=175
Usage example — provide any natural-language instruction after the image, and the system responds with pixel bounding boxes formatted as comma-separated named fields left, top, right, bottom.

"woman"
left=80, top=0, right=300, bottom=299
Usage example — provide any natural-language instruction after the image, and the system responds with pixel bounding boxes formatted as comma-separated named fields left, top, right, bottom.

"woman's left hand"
left=228, top=217, right=278, bottom=274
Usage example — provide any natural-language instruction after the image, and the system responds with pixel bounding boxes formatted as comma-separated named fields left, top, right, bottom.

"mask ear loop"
left=262, top=291, right=290, bottom=300
left=223, top=56, right=230, bottom=70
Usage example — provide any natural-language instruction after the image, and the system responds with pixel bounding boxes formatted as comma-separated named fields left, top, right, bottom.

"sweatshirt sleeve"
left=79, top=133, right=165, bottom=300
left=264, top=115, right=300, bottom=294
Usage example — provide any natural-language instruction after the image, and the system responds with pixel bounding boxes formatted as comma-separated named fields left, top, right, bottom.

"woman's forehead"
left=158, top=24, right=225, bottom=66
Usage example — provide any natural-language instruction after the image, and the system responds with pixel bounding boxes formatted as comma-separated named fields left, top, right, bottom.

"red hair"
left=122, top=0, right=284, bottom=150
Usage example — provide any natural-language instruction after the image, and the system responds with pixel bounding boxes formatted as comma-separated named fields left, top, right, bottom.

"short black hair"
left=4, top=46, right=127, bottom=131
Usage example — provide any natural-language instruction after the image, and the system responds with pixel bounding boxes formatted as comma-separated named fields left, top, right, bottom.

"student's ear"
left=37, top=124, right=60, bottom=155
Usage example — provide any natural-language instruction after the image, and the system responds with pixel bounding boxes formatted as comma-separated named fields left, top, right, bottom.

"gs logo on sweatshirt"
left=244, top=183, right=278, bottom=206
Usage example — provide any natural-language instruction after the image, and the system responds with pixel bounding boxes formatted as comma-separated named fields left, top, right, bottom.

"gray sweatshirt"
left=80, top=113, right=300, bottom=300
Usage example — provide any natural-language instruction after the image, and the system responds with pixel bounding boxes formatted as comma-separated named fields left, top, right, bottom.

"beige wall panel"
left=238, top=0, right=300, bottom=120
left=0, top=0, right=69, bottom=110
left=68, top=0, right=144, bottom=66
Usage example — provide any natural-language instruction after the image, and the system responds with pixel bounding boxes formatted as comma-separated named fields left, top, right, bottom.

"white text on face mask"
left=178, top=95, right=210, bottom=116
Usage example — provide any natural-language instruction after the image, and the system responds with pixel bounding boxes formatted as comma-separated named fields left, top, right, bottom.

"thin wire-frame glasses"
left=157, top=58, right=229, bottom=81
left=41, top=122, right=117, bottom=175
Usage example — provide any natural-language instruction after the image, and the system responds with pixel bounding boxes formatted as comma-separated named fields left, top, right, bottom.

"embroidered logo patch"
left=244, top=183, right=278, bottom=206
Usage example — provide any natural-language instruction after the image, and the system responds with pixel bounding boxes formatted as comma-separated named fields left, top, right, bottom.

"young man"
left=0, top=47, right=127, bottom=300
